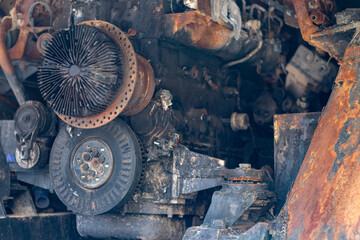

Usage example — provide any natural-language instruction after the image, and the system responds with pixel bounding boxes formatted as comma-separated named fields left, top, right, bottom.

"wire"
left=170, top=0, right=174, bottom=13
left=223, top=31, right=263, bottom=68
left=0, top=94, right=18, bottom=109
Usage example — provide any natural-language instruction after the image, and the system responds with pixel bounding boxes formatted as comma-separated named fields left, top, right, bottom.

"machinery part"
left=33, top=187, right=50, bottom=209
left=163, top=11, right=233, bottom=50
left=0, top=18, right=27, bottom=106
left=8, top=186, right=37, bottom=216
left=130, top=98, right=177, bottom=145
left=14, top=101, right=52, bottom=168
left=291, top=0, right=354, bottom=61
left=272, top=28, right=360, bottom=239
left=184, top=222, right=270, bottom=240
left=38, top=20, right=155, bottom=129
left=183, top=182, right=275, bottom=239
left=28, top=1, right=54, bottom=28
left=0, top=61, right=39, bottom=95
left=14, top=101, right=51, bottom=138
left=122, top=55, right=156, bottom=116
left=171, top=145, right=225, bottom=198
left=183, top=0, right=198, bottom=9
left=50, top=119, right=142, bottom=215
left=274, top=112, right=320, bottom=212
left=0, top=212, right=80, bottom=240
left=253, top=93, right=277, bottom=125
left=39, top=24, right=123, bottom=118
left=204, top=183, right=275, bottom=226
left=307, top=0, right=335, bottom=26
left=15, top=142, right=42, bottom=169
left=47, top=20, right=137, bottom=128
left=0, top=129, right=10, bottom=218
left=335, top=8, right=360, bottom=25
left=70, top=138, right=114, bottom=189
left=36, top=32, right=53, bottom=55
left=210, top=0, right=242, bottom=40
left=285, top=45, right=337, bottom=98
left=77, top=214, right=186, bottom=240
left=203, top=184, right=261, bottom=227
left=223, top=27, right=263, bottom=68
left=0, top=120, right=16, bottom=164
left=163, top=1, right=264, bottom=62
left=230, top=112, right=249, bottom=131
left=310, top=11, right=328, bottom=25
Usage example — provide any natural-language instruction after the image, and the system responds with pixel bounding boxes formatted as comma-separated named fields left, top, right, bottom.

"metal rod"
left=0, top=17, right=27, bottom=106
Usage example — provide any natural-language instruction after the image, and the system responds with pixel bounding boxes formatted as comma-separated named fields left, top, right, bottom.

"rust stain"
left=0, top=18, right=16, bottom=74
left=122, top=55, right=156, bottom=116
left=163, top=11, right=233, bottom=50
left=284, top=43, right=360, bottom=239
left=228, top=176, right=263, bottom=182
left=292, top=0, right=319, bottom=42
left=292, top=0, right=343, bottom=61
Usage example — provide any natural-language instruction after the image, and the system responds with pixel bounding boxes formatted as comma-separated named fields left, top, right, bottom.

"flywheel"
left=49, top=119, right=142, bottom=215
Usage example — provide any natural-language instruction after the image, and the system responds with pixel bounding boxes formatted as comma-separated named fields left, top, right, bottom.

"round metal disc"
left=70, top=138, right=114, bottom=189
left=15, top=142, right=40, bottom=169
left=58, top=20, right=138, bottom=129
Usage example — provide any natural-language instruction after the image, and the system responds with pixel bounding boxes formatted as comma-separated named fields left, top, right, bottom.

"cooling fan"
left=38, top=20, right=154, bottom=129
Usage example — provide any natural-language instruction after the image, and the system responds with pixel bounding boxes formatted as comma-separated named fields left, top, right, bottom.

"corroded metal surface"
left=223, top=167, right=264, bottom=182
left=0, top=17, right=27, bottom=105
left=292, top=0, right=351, bottom=61
left=58, top=20, right=138, bottom=129
left=123, top=55, right=155, bottom=116
left=280, top=36, right=360, bottom=238
left=163, top=11, right=233, bottom=50
left=274, top=112, right=320, bottom=212
left=292, top=0, right=319, bottom=42
left=0, top=18, right=16, bottom=74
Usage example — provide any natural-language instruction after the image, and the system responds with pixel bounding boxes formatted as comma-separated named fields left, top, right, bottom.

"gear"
left=49, top=119, right=142, bottom=215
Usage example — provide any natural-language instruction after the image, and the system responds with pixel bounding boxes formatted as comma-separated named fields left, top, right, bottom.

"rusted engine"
left=0, top=0, right=359, bottom=240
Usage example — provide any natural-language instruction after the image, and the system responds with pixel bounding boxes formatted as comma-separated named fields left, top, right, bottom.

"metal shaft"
left=0, top=18, right=27, bottom=106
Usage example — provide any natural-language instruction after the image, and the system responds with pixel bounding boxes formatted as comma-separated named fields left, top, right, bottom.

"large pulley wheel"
left=50, top=119, right=142, bottom=215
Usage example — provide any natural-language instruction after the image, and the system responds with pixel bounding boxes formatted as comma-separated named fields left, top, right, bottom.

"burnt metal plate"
left=273, top=112, right=320, bottom=211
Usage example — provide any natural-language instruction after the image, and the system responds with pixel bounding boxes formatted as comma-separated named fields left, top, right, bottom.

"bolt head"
left=83, top=152, right=91, bottom=161
left=89, top=170, right=96, bottom=177
left=99, top=155, right=105, bottom=163
left=97, top=166, right=104, bottom=174
left=91, top=148, right=99, bottom=157
left=83, top=164, right=89, bottom=171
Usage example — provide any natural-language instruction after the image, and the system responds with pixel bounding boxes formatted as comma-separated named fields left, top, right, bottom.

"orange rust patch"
left=284, top=43, right=360, bottom=239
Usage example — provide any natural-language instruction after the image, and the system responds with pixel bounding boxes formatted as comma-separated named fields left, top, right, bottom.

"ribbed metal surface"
left=38, top=25, right=123, bottom=117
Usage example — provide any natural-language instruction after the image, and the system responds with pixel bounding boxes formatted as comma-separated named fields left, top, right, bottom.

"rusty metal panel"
left=163, top=11, right=233, bottom=49
left=274, top=112, right=320, bottom=212
left=279, top=40, right=360, bottom=239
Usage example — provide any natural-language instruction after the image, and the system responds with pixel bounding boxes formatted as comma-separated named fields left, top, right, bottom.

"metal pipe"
left=77, top=214, right=186, bottom=240
left=0, top=17, right=27, bottom=106
left=33, top=187, right=50, bottom=209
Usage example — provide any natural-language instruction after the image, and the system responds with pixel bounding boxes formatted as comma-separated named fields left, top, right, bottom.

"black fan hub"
left=69, top=65, right=81, bottom=76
